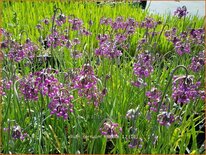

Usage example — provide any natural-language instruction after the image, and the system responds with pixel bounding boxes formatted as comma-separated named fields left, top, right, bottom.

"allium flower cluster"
left=8, top=40, right=38, bottom=62
left=165, top=28, right=192, bottom=56
left=131, top=78, right=147, bottom=88
left=189, top=28, right=204, bottom=44
left=100, top=16, right=138, bottom=35
left=126, top=106, right=140, bottom=121
left=133, top=51, right=154, bottom=78
left=56, top=14, right=66, bottom=26
left=1, top=28, right=13, bottom=49
left=19, top=68, right=73, bottom=119
left=174, top=6, right=188, bottom=19
left=4, top=124, right=28, bottom=141
left=68, top=16, right=83, bottom=31
left=100, top=17, right=113, bottom=25
left=128, top=137, right=143, bottom=149
left=172, top=75, right=205, bottom=104
left=157, top=111, right=175, bottom=127
left=95, top=39, right=122, bottom=59
left=189, top=51, right=205, bottom=72
left=100, top=120, right=122, bottom=139
left=140, top=17, right=159, bottom=29
left=48, top=89, right=74, bottom=119
left=174, top=40, right=190, bottom=55
left=45, top=30, right=67, bottom=48
left=146, top=88, right=162, bottom=112
left=19, top=68, right=60, bottom=100
left=72, top=64, right=104, bottom=106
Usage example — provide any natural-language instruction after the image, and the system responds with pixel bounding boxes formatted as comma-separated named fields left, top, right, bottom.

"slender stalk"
left=158, top=65, right=188, bottom=113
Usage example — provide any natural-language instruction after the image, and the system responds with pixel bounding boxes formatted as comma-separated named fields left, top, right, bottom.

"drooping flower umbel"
left=48, top=88, right=74, bottom=120
left=146, top=87, right=162, bottom=112
left=7, top=39, right=38, bottom=62
left=126, top=106, right=140, bottom=121
left=132, top=51, right=154, bottom=88
left=72, top=64, right=104, bottom=106
left=157, top=111, right=175, bottom=127
left=99, top=120, right=122, bottom=139
left=19, top=68, right=74, bottom=119
left=4, top=124, right=28, bottom=141
left=174, top=6, right=188, bottom=19
left=172, top=75, right=205, bottom=104
left=128, top=137, right=143, bottom=149
left=189, top=51, right=205, bottom=72
left=133, top=51, right=154, bottom=78
left=19, top=68, right=60, bottom=100
left=95, top=39, right=122, bottom=59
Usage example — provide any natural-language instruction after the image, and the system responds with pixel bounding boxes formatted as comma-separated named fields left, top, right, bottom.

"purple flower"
left=189, top=28, right=204, bottom=44
left=19, top=68, right=61, bottom=101
left=100, top=17, right=113, bottom=25
left=174, top=6, right=188, bottom=19
left=36, top=24, right=42, bottom=29
left=131, top=78, right=147, bottom=88
left=111, top=16, right=125, bottom=30
left=189, top=51, right=205, bottom=72
left=146, top=88, right=162, bottom=112
left=4, top=124, right=29, bottom=141
left=80, top=28, right=92, bottom=36
left=7, top=40, right=38, bottom=62
left=68, top=17, right=83, bottom=31
left=72, top=38, right=81, bottom=45
left=56, top=14, right=66, bottom=26
left=157, top=111, right=175, bottom=127
left=45, top=31, right=66, bottom=48
left=141, top=17, right=158, bottom=29
left=126, top=107, right=140, bottom=121
left=115, top=34, right=127, bottom=43
left=96, top=34, right=110, bottom=44
left=128, top=137, right=143, bottom=149
left=43, top=19, right=49, bottom=25
left=95, top=40, right=122, bottom=59
left=48, top=89, right=73, bottom=119
left=172, top=75, right=204, bottom=104
left=174, top=40, right=190, bottom=55
left=100, top=120, right=122, bottom=139
left=71, top=50, right=83, bottom=59
left=133, top=51, right=154, bottom=78
left=72, top=64, right=103, bottom=106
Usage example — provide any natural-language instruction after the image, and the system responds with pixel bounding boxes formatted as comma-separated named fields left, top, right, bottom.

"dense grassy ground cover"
left=1, top=1, right=205, bottom=154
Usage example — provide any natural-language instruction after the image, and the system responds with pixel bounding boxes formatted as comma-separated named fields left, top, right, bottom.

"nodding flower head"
left=100, top=17, right=113, bottom=25
left=72, top=64, right=104, bottom=107
left=68, top=17, right=83, bottom=31
left=131, top=78, right=147, bottom=88
left=7, top=40, right=38, bottom=62
left=4, top=124, right=28, bottom=141
left=157, top=111, right=175, bottom=127
left=141, top=17, right=158, bottom=29
left=19, top=68, right=60, bottom=101
left=174, top=6, right=188, bottom=19
left=99, top=120, right=122, bottom=139
left=174, top=40, right=190, bottom=56
left=57, top=14, right=66, bottom=25
left=189, top=51, right=205, bottom=72
left=48, top=89, right=74, bottom=120
left=146, top=87, right=162, bottom=112
left=189, top=28, right=204, bottom=44
left=133, top=51, right=154, bottom=78
left=128, top=137, right=143, bottom=149
left=172, top=75, right=204, bottom=104
left=126, top=106, right=140, bottom=121
left=95, top=40, right=122, bottom=59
